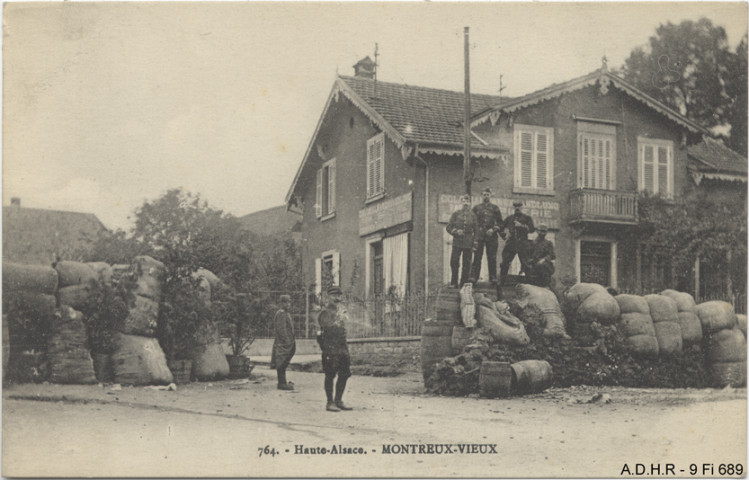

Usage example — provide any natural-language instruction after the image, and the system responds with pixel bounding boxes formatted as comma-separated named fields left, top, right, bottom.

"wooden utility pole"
left=463, top=27, right=472, bottom=196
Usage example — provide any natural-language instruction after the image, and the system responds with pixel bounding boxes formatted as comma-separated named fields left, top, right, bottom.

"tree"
left=724, top=35, right=748, bottom=155
left=620, top=18, right=746, bottom=149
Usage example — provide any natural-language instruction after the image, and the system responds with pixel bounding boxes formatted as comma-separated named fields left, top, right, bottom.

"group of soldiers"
left=446, top=187, right=555, bottom=290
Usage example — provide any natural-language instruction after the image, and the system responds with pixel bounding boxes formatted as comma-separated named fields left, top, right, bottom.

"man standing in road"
left=499, top=200, right=535, bottom=286
left=446, top=194, right=478, bottom=288
left=271, top=294, right=296, bottom=391
left=471, top=187, right=503, bottom=284
left=317, top=285, right=353, bottom=412
left=529, top=224, right=555, bottom=288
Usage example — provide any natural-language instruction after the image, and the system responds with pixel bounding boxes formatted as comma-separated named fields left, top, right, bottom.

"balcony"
left=569, top=188, right=638, bottom=225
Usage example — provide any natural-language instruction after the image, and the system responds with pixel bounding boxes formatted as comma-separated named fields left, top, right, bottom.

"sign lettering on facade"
left=359, top=192, right=413, bottom=236
left=438, top=194, right=560, bottom=230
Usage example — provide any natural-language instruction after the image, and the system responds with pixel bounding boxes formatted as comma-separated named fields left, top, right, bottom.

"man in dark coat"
left=316, top=286, right=352, bottom=412
left=471, top=187, right=503, bottom=284
left=499, top=200, right=536, bottom=286
left=270, top=294, right=296, bottom=390
left=529, top=224, right=555, bottom=288
left=446, top=194, right=478, bottom=287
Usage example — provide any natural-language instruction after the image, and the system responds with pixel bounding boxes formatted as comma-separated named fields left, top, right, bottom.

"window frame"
left=513, top=124, right=554, bottom=195
left=637, top=137, right=674, bottom=198
left=577, top=122, right=617, bottom=190
left=315, top=158, right=336, bottom=220
left=366, top=133, right=385, bottom=201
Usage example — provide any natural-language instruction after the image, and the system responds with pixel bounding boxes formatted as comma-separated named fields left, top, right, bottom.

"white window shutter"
left=332, top=251, right=341, bottom=286
left=315, top=258, right=322, bottom=296
left=377, top=136, right=384, bottom=194
left=536, top=132, right=548, bottom=189
left=328, top=161, right=336, bottom=212
left=520, top=132, right=533, bottom=187
left=315, top=169, right=323, bottom=218
left=367, top=139, right=374, bottom=197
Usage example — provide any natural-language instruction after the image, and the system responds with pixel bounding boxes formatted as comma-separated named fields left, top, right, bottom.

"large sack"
left=3, top=262, right=58, bottom=294
left=477, top=304, right=529, bottom=346
left=460, top=283, right=476, bottom=328
left=131, top=256, right=166, bottom=300
left=55, top=261, right=97, bottom=288
left=192, top=342, right=230, bottom=381
left=677, top=311, right=702, bottom=345
left=514, top=284, right=567, bottom=338
left=653, top=321, right=682, bottom=356
left=696, top=301, right=737, bottom=333
left=578, top=291, right=620, bottom=325
left=706, top=328, right=747, bottom=364
left=4, top=291, right=57, bottom=319
left=58, top=283, right=98, bottom=310
left=625, top=334, right=659, bottom=358
left=47, top=306, right=96, bottom=384
left=111, top=333, right=173, bottom=385
left=645, top=295, right=679, bottom=324
left=86, top=262, right=113, bottom=288
left=736, top=314, right=746, bottom=337
left=615, top=294, right=650, bottom=315
left=118, top=295, right=159, bottom=337
left=710, top=361, right=747, bottom=388
left=565, top=283, right=607, bottom=311
left=195, top=268, right=221, bottom=290
left=618, top=312, right=656, bottom=338
left=660, top=289, right=697, bottom=313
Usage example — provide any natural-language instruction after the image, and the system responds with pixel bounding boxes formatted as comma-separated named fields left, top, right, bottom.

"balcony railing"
left=569, top=188, right=638, bottom=224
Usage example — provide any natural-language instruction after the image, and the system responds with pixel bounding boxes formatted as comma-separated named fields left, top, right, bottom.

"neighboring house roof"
left=3, top=205, right=109, bottom=265
left=471, top=64, right=710, bottom=136
left=688, top=136, right=748, bottom=184
left=285, top=75, right=509, bottom=207
left=239, top=205, right=302, bottom=237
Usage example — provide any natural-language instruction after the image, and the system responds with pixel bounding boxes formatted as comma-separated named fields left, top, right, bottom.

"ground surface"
left=3, top=368, right=746, bottom=478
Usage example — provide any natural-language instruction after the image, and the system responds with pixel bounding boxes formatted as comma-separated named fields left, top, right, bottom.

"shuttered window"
left=367, top=133, right=385, bottom=198
left=638, top=138, right=673, bottom=197
left=514, top=125, right=553, bottom=191
left=316, top=158, right=336, bottom=218
left=579, top=134, right=615, bottom=189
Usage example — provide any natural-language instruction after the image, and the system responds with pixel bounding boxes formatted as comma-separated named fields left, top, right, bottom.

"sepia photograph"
left=2, top=1, right=747, bottom=478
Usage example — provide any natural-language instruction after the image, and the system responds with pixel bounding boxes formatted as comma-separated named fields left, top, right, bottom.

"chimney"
left=353, top=56, right=376, bottom=79
left=10, top=197, right=20, bottom=207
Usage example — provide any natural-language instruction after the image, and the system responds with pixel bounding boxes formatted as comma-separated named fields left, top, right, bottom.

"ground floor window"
left=314, top=249, right=340, bottom=297
left=577, top=239, right=617, bottom=288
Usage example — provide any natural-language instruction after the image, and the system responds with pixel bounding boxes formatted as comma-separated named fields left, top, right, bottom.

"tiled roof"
left=339, top=75, right=505, bottom=149
left=3, top=206, right=108, bottom=265
left=688, top=136, right=747, bottom=175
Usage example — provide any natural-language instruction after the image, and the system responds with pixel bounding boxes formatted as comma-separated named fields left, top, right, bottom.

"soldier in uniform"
left=529, top=224, right=555, bottom=288
left=446, top=194, right=478, bottom=287
left=471, top=187, right=504, bottom=284
left=498, top=200, right=536, bottom=286
left=270, top=294, right=296, bottom=390
left=316, top=286, right=353, bottom=412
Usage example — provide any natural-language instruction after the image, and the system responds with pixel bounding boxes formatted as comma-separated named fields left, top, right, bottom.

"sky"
left=3, top=1, right=747, bottom=231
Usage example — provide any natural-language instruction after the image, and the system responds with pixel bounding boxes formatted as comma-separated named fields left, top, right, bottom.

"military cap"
left=512, top=200, right=523, bottom=207
left=279, top=294, right=291, bottom=302
left=537, top=224, right=549, bottom=232
left=459, top=194, right=471, bottom=202
left=327, top=285, right=343, bottom=295
left=482, top=187, right=492, bottom=194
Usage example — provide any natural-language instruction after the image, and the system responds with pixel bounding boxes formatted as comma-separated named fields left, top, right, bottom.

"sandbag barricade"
left=111, top=333, right=173, bottom=385
left=86, top=262, right=114, bottom=288
left=4, top=290, right=57, bottom=382
left=192, top=342, right=230, bottom=381
left=131, top=256, right=166, bottom=301
left=46, top=306, right=96, bottom=384
left=475, top=294, right=529, bottom=346
left=564, top=283, right=607, bottom=313
left=55, top=261, right=97, bottom=288
left=737, top=314, right=747, bottom=338
left=459, top=283, right=476, bottom=328
left=660, top=290, right=702, bottom=345
left=705, top=327, right=747, bottom=387
left=514, top=284, right=567, bottom=339
left=696, top=301, right=737, bottom=334
left=119, top=295, right=159, bottom=337
left=616, top=294, right=658, bottom=358
left=566, top=284, right=618, bottom=341
left=3, top=262, right=58, bottom=294
left=645, top=295, right=682, bottom=356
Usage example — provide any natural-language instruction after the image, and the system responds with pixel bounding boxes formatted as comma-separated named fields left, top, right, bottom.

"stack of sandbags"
left=192, top=268, right=221, bottom=307
left=460, top=283, right=476, bottom=328
left=46, top=306, right=96, bottom=384
left=514, top=284, right=567, bottom=338
left=737, top=314, right=747, bottom=338
left=475, top=294, right=529, bottom=346
left=117, top=257, right=163, bottom=337
left=661, top=289, right=702, bottom=345
left=615, top=294, right=658, bottom=358
left=55, top=261, right=99, bottom=311
left=2, top=263, right=59, bottom=382
left=132, top=256, right=166, bottom=300
left=86, top=262, right=114, bottom=289
left=644, top=295, right=683, bottom=356
left=696, top=301, right=746, bottom=387
left=111, top=332, right=173, bottom=385
left=565, top=283, right=619, bottom=341
left=564, top=283, right=607, bottom=313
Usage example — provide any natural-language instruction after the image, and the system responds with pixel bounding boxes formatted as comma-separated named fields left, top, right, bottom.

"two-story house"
left=286, top=58, right=735, bottom=301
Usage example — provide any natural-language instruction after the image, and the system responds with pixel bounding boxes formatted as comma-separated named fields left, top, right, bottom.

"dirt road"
left=3, top=369, right=746, bottom=478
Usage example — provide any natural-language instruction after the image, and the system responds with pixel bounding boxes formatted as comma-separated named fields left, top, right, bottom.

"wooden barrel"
left=479, top=361, right=512, bottom=398
left=511, top=360, right=553, bottom=395
left=435, top=290, right=461, bottom=326
left=451, top=326, right=473, bottom=355
left=421, top=322, right=454, bottom=382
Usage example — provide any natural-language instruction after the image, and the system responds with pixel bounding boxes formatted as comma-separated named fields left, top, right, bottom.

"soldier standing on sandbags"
left=498, top=200, right=535, bottom=286
left=529, top=224, right=555, bottom=288
left=316, top=286, right=353, bottom=412
left=271, top=295, right=296, bottom=391
left=471, top=187, right=504, bottom=284
left=446, top=194, right=479, bottom=288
